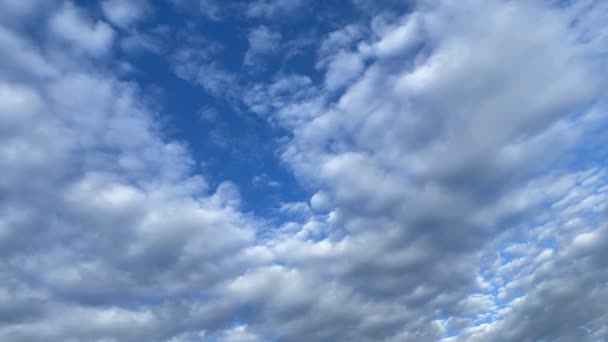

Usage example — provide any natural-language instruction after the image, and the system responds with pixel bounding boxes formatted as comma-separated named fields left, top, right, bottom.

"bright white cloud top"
left=0, top=0, right=607, bottom=341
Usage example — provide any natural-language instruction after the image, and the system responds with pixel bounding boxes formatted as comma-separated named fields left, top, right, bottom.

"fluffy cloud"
left=242, top=0, right=608, bottom=340
left=0, top=2, right=263, bottom=341
left=49, top=1, right=115, bottom=56
left=2, top=0, right=608, bottom=341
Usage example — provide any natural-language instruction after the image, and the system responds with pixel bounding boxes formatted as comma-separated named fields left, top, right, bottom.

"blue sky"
left=1, top=0, right=608, bottom=341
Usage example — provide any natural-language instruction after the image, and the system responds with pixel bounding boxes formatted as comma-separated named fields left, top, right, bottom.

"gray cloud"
left=242, top=0, right=608, bottom=340
left=0, top=3, right=264, bottom=341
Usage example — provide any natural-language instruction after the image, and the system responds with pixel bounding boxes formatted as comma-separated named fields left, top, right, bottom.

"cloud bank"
left=1, top=0, right=607, bottom=341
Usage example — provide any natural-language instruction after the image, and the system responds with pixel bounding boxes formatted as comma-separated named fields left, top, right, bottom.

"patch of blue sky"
left=108, top=1, right=321, bottom=216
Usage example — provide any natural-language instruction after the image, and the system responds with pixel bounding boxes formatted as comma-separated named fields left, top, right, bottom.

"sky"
left=1, top=0, right=608, bottom=341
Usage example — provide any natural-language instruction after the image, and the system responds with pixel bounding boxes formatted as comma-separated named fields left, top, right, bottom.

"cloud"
left=2, top=0, right=608, bottom=341
left=243, top=74, right=322, bottom=126
left=0, top=26, right=58, bottom=80
left=0, top=3, right=264, bottom=341
left=171, top=0, right=224, bottom=21
left=193, top=63, right=238, bottom=96
left=252, top=173, right=281, bottom=188
left=101, top=0, right=150, bottom=29
left=49, top=1, right=115, bottom=56
left=198, top=0, right=223, bottom=21
left=452, top=168, right=608, bottom=342
left=0, top=0, right=54, bottom=26
left=321, top=51, right=365, bottom=91
left=239, top=0, right=608, bottom=340
left=244, top=26, right=282, bottom=67
left=199, top=106, right=219, bottom=122
left=245, top=0, right=307, bottom=19
left=172, top=46, right=237, bottom=98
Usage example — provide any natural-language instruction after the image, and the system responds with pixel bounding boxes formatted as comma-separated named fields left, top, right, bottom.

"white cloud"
left=244, top=26, right=282, bottom=67
left=322, top=51, right=364, bottom=91
left=0, top=3, right=264, bottom=341
left=220, top=325, right=262, bottom=342
left=101, top=0, right=150, bottom=29
left=252, top=173, right=281, bottom=188
left=2, top=0, right=608, bottom=341
left=49, top=2, right=115, bottom=56
left=248, top=26, right=282, bottom=53
left=240, top=0, right=608, bottom=340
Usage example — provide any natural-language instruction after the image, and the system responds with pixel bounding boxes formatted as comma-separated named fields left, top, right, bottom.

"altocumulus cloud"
left=0, top=0, right=607, bottom=341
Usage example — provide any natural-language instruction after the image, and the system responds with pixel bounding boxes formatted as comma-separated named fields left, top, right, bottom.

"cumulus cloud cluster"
left=1, top=0, right=607, bottom=341
left=0, top=1, right=262, bottom=340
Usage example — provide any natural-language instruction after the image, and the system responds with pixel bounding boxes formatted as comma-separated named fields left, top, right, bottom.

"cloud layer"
left=1, top=0, right=607, bottom=341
